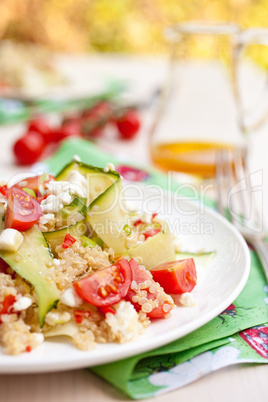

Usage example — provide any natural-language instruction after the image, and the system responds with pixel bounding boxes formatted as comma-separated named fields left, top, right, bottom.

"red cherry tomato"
left=54, top=121, right=81, bottom=142
left=28, top=117, right=54, bottom=144
left=114, top=109, right=141, bottom=140
left=14, top=174, right=55, bottom=196
left=73, top=258, right=132, bottom=307
left=13, top=132, right=45, bottom=165
left=126, top=259, right=174, bottom=318
left=5, top=187, right=42, bottom=231
left=150, top=259, right=197, bottom=295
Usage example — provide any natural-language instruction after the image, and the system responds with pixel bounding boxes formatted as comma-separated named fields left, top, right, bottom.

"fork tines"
left=216, top=147, right=262, bottom=235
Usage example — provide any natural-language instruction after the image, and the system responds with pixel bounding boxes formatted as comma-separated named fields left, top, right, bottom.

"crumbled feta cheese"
left=13, top=296, right=32, bottom=311
left=104, top=162, right=115, bottom=172
left=32, top=332, right=44, bottom=345
left=45, top=311, right=71, bottom=326
left=53, top=258, right=60, bottom=266
left=40, top=190, right=75, bottom=213
left=47, top=177, right=86, bottom=199
left=179, top=292, right=196, bottom=307
left=41, top=194, right=63, bottom=213
left=68, top=170, right=87, bottom=192
left=0, top=229, right=24, bottom=252
left=60, top=287, right=83, bottom=308
left=38, top=213, right=55, bottom=226
left=46, top=181, right=64, bottom=196
left=61, top=192, right=73, bottom=205
left=105, top=301, right=143, bottom=342
left=73, top=155, right=81, bottom=162
left=68, top=170, right=87, bottom=198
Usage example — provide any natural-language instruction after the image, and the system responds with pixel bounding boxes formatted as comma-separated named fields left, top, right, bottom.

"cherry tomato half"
left=14, top=174, right=55, bottom=197
left=126, top=259, right=174, bottom=318
left=5, top=187, right=42, bottom=231
left=13, top=132, right=45, bottom=165
left=73, top=258, right=132, bottom=307
left=150, top=259, right=197, bottom=295
left=114, top=109, right=141, bottom=140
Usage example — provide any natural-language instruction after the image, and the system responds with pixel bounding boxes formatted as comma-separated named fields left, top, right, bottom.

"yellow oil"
left=151, top=141, right=234, bottom=177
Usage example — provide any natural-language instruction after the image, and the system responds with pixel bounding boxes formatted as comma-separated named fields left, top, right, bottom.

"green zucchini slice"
left=128, top=220, right=176, bottom=270
left=0, top=226, right=60, bottom=327
left=87, top=179, right=130, bottom=256
left=176, top=251, right=216, bottom=267
left=56, top=160, right=130, bottom=256
left=43, top=220, right=88, bottom=255
left=56, top=161, right=119, bottom=205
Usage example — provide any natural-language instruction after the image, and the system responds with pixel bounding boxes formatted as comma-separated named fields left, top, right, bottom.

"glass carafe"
left=149, top=22, right=268, bottom=178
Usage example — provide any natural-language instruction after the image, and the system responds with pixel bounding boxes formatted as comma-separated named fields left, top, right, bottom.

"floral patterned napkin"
left=40, top=138, right=268, bottom=400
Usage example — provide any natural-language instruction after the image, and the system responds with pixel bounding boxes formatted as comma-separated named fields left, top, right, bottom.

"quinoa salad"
left=0, top=160, right=197, bottom=355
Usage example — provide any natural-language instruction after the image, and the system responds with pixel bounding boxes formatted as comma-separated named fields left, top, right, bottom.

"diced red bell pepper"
left=62, top=234, right=76, bottom=249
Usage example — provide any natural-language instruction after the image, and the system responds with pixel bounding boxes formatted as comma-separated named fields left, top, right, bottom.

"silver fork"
left=216, top=148, right=268, bottom=281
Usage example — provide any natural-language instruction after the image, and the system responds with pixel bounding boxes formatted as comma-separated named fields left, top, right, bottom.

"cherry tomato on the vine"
left=82, top=101, right=112, bottom=120
left=114, top=109, right=141, bottom=140
left=81, top=101, right=112, bottom=138
left=54, top=121, right=82, bottom=142
left=13, top=132, right=45, bottom=165
left=28, top=117, right=54, bottom=144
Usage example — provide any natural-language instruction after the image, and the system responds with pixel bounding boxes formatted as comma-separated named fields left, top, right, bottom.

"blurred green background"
left=0, top=0, right=267, bottom=54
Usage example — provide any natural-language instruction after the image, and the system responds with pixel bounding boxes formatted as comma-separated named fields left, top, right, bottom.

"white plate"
left=0, top=186, right=250, bottom=374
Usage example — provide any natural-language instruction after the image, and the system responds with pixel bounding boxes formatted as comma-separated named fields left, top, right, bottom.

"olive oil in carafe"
left=151, top=141, right=234, bottom=177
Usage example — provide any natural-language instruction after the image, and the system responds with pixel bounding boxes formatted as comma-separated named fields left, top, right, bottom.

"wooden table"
left=0, top=55, right=267, bottom=402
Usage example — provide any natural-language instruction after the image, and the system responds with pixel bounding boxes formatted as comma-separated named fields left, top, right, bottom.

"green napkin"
left=40, top=138, right=268, bottom=400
